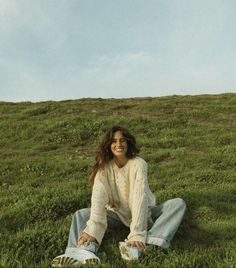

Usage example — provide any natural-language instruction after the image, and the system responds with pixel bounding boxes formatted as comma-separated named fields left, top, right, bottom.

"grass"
left=0, top=93, right=236, bottom=267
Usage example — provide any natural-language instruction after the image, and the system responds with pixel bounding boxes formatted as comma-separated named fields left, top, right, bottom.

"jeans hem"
left=146, top=237, right=170, bottom=249
left=66, top=242, right=99, bottom=254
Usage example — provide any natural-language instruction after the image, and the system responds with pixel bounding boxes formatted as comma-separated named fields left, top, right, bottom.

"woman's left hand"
left=77, top=232, right=96, bottom=247
left=127, top=240, right=146, bottom=250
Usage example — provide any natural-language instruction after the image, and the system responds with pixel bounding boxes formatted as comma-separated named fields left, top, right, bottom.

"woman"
left=52, top=126, right=186, bottom=266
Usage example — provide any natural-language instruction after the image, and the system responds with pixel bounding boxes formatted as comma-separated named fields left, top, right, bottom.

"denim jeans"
left=66, top=198, right=186, bottom=253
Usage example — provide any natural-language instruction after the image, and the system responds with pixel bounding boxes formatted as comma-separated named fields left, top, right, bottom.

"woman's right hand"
left=77, top=232, right=96, bottom=247
left=127, top=240, right=146, bottom=250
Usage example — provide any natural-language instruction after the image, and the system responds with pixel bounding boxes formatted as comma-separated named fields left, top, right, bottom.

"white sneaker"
left=119, top=241, right=141, bottom=261
left=51, top=248, right=100, bottom=267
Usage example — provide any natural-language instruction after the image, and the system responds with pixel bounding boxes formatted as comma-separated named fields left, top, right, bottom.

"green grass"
left=0, top=93, right=236, bottom=267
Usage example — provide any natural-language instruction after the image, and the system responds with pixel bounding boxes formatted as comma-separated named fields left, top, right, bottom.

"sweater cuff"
left=127, top=230, right=147, bottom=244
left=83, top=219, right=107, bottom=245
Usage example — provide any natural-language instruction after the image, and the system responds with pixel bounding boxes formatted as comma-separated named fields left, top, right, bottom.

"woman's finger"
left=77, top=232, right=96, bottom=247
left=137, top=241, right=146, bottom=250
left=127, top=240, right=146, bottom=250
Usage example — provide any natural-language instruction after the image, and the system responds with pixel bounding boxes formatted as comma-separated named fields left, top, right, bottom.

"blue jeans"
left=66, top=198, right=186, bottom=253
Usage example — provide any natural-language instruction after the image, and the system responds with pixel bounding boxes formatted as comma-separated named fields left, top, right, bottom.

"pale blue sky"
left=0, top=0, right=235, bottom=102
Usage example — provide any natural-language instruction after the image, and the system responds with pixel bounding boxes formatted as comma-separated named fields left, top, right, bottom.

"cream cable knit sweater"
left=83, top=157, right=156, bottom=244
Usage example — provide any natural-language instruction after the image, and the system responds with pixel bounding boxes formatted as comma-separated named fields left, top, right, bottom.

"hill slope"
left=0, top=93, right=236, bottom=267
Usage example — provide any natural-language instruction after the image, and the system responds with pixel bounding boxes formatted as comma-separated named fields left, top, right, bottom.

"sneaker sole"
left=51, top=255, right=99, bottom=267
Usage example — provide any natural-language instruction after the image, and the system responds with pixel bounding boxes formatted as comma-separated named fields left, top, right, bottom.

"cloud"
left=66, top=50, right=235, bottom=98
left=62, top=52, right=158, bottom=98
left=98, top=52, right=154, bottom=67
left=81, top=52, right=155, bottom=79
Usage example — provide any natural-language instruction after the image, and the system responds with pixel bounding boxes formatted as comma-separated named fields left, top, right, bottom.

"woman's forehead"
left=113, top=131, right=125, bottom=138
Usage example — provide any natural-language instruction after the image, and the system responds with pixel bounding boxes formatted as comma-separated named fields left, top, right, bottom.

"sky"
left=0, top=0, right=236, bottom=102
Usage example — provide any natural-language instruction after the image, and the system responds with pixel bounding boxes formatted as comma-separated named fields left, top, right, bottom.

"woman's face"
left=110, top=131, right=128, bottom=158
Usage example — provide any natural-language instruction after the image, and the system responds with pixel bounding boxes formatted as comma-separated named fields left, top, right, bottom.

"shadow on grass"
left=177, top=186, right=236, bottom=249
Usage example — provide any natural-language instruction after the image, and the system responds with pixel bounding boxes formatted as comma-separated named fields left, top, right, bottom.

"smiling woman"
left=51, top=126, right=186, bottom=266
left=111, top=131, right=128, bottom=160
left=88, top=126, right=140, bottom=184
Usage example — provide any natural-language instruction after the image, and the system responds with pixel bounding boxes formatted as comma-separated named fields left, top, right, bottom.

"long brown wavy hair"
left=89, top=125, right=140, bottom=186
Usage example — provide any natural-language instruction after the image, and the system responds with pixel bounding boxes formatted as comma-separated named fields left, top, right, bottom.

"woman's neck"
left=114, top=156, right=128, bottom=168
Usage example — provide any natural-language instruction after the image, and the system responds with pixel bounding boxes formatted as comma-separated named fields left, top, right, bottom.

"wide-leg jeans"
left=66, top=198, right=186, bottom=254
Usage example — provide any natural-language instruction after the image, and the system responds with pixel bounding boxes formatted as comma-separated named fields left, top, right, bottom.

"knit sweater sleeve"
left=127, top=160, right=149, bottom=244
left=83, top=170, right=109, bottom=244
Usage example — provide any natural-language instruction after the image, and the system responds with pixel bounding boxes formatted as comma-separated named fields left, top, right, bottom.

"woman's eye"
left=111, top=139, right=126, bottom=143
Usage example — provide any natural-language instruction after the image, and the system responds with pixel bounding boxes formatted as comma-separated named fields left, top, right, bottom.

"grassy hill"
left=0, top=93, right=235, bottom=268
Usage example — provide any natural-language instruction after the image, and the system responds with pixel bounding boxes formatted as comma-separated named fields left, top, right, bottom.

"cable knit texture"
left=83, top=157, right=156, bottom=244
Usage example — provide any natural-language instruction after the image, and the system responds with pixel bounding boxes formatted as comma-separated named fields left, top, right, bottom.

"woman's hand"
left=77, top=232, right=96, bottom=247
left=127, top=240, right=146, bottom=250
